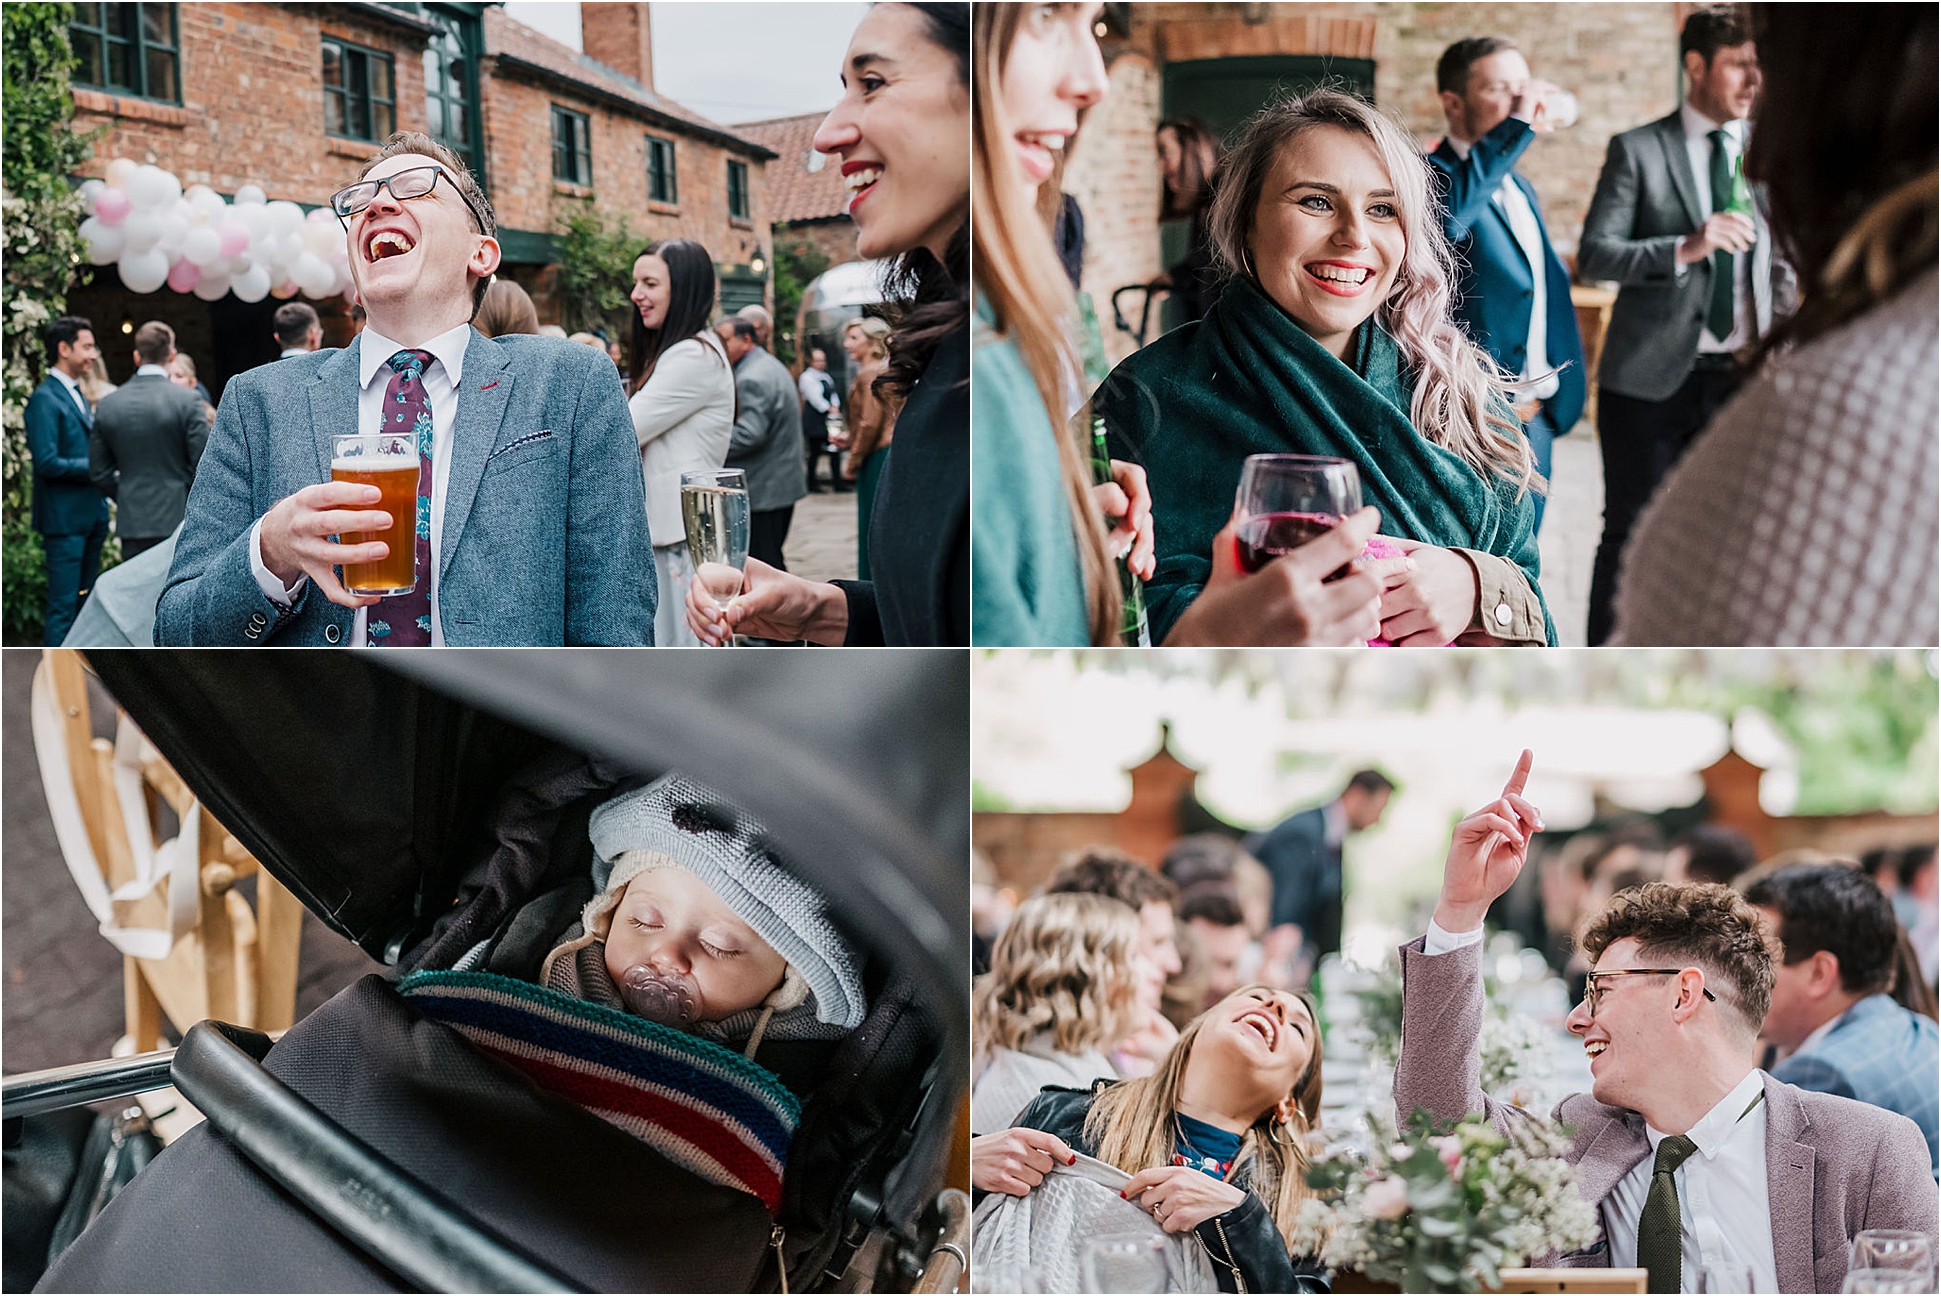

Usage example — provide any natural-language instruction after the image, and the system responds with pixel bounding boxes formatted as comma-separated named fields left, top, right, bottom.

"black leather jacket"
left=1012, top=1084, right=1330, bottom=1294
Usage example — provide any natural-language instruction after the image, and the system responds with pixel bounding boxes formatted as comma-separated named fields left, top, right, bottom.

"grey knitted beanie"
left=585, top=774, right=866, bottom=1031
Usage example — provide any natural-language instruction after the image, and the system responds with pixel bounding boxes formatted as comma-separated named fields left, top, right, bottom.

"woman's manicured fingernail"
left=1067, top=1154, right=1077, bottom=1165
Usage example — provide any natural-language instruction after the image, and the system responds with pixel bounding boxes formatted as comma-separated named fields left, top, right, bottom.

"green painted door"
left=1158, top=55, right=1376, bottom=329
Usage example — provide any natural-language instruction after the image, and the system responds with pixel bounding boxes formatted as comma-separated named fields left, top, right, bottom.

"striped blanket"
left=399, top=970, right=801, bottom=1213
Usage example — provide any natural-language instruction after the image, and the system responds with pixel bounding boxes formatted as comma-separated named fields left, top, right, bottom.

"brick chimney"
left=580, top=3, right=654, bottom=92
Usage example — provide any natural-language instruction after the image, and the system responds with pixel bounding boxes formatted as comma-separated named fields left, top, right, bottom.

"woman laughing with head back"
left=1096, top=90, right=1558, bottom=648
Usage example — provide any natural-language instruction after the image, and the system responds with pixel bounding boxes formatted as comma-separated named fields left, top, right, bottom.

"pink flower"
left=1430, top=1136, right=1462, bottom=1174
left=1362, top=1176, right=1410, bottom=1220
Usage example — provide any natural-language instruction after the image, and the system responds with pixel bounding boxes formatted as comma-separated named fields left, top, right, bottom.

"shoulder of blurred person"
left=1770, top=991, right=1939, bottom=1164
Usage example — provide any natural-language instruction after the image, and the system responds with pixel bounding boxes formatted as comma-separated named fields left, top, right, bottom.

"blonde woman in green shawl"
left=1097, top=90, right=1558, bottom=647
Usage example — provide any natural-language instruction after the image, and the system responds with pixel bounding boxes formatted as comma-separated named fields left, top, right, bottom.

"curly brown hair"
left=1580, top=882, right=1781, bottom=1035
left=973, top=892, right=1141, bottom=1057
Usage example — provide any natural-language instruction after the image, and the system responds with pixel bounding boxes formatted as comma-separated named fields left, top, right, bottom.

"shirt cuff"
left=1424, top=919, right=1487, bottom=956
left=249, top=519, right=305, bottom=609
left=1454, top=548, right=1547, bottom=644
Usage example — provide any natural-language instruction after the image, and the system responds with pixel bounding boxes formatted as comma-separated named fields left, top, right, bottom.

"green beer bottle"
left=1091, top=415, right=1151, bottom=647
left=1727, top=153, right=1753, bottom=216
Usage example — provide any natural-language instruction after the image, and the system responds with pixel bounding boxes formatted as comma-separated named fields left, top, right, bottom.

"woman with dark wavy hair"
left=686, top=2, right=970, bottom=646
left=625, top=237, right=735, bottom=646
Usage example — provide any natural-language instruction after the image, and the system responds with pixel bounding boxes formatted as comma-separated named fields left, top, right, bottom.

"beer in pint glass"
left=332, top=433, right=418, bottom=595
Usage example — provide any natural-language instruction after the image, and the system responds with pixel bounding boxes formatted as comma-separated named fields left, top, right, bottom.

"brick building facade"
left=738, top=110, right=859, bottom=273
left=63, top=1, right=773, bottom=399
left=1067, top=2, right=1692, bottom=364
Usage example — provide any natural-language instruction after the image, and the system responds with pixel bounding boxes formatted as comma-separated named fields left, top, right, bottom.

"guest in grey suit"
left=1577, top=7, right=1786, bottom=645
left=1398, top=751, right=1937, bottom=1293
left=90, top=320, right=211, bottom=561
left=716, top=316, right=807, bottom=572
left=158, top=131, right=655, bottom=646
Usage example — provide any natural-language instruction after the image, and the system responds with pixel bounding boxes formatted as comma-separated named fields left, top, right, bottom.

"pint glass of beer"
left=332, top=433, right=418, bottom=595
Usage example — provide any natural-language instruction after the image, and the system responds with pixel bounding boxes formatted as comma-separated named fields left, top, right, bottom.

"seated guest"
left=1098, top=89, right=1556, bottom=647
left=1665, top=823, right=1759, bottom=887
left=1045, top=847, right=1184, bottom=1075
left=971, top=892, right=1142, bottom=1132
left=1179, top=885, right=1250, bottom=1010
left=1743, top=863, right=1940, bottom=1175
left=1400, top=751, right=1938, bottom=1292
left=989, top=986, right=1331, bottom=1293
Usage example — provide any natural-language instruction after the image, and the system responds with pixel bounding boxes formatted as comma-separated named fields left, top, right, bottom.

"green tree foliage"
left=550, top=201, right=636, bottom=349
left=770, top=233, right=828, bottom=367
left=3, top=3, right=99, bottom=641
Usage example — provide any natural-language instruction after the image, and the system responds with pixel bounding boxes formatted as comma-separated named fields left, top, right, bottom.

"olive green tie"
left=1638, top=1133, right=1698, bottom=1294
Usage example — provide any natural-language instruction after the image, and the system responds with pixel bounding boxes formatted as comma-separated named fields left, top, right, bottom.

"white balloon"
left=157, top=211, right=191, bottom=257
left=121, top=209, right=166, bottom=253
left=127, top=164, right=181, bottom=210
left=182, top=225, right=223, bottom=267
left=234, top=183, right=267, bottom=206
left=188, top=188, right=227, bottom=226
left=118, top=246, right=171, bottom=294
left=233, top=204, right=267, bottom=242
left=184, top=183, right=215, bottom=204
left=232, top=264, right=271, bottom=303
left=79, top=216, right=123, bottom=265
left=193, top=270, right=233, bottom=302
left=293, top=252, right=336, bottom=298
left=300, top=219, right=343, bottom=259
left=78, top=179, right=106, bottom=215
left=265, top=200, right=305, bottom=239
left=226, top=254, right=253, bottom=277
left=104, top=158, right=139, bottom=189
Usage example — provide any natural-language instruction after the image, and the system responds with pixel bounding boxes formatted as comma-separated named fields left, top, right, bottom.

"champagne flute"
left=1078, top=1234, right=1169, bottom=1293
left=681, top=468, right=750, bottom=646
left=1233, top=454, right=1362, bottom=577
left=1850, top=1231, right=1934, bottom=1286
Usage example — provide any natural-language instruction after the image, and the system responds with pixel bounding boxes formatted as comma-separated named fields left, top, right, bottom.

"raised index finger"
left=1502, top=748, right=1534, bottom=797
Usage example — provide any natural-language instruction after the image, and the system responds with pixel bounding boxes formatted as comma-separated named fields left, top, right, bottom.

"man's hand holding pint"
left=258, top=482, right=394, bottom=608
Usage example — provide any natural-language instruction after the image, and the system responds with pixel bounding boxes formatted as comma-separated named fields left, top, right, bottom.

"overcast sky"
left=500, top=2, right=868, bottom=125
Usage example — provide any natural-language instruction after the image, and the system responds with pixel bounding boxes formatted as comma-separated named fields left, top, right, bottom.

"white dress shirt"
left=1445, top=133, right=1560, bottom=401
left=51, top=366, right=91, bottom=422
left=134, top=363, right=170, bottom=379
left=798, top=367, right=838, bottom=414
left=1676, top=101, right=1754, bottom=353
left=249, top=322, right=472, bottom=645
left=280, top=346, right=314, bottom=359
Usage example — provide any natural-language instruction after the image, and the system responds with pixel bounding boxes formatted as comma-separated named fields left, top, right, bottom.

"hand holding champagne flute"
left=681, top=468, right=750, bottom=646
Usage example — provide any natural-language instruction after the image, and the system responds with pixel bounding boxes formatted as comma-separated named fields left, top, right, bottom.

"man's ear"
left=470, top=234, right=503, bottom=283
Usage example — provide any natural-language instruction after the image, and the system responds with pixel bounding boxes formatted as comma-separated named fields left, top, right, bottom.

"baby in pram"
left=538, top=772, right=868, bottom=1055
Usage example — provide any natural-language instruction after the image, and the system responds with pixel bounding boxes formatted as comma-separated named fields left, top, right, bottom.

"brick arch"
left=1154, top=14, right=1377, bottom=64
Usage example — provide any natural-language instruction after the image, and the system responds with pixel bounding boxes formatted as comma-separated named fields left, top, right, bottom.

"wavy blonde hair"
left=973, top=892, right=1142, bottom=1058
left=1086, top=985, right=1325, bottom=1247
left=972, top=1, right=1120, bottom=644
left=1207, top=88, right=1543, bottom=496
left=843, top=315, right=893, bottom=364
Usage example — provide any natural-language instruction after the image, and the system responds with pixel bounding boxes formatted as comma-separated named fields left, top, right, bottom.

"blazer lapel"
left=309, top=340, right=365, bottom=490
left=1576, top=1111, right=1650, bottom=1209
left=440, top=330, right=513, bottom=580
left=1658, top=112, right=1704, bottom=230
left=1763, top=1075, right=1818, bottom=1294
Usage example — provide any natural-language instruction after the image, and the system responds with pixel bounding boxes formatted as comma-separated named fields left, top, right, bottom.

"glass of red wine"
left=1234, top=454, right=1363, bottom=576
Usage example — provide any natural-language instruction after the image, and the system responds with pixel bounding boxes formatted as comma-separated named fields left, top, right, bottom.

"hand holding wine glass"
left=1233, top=454, right=1362, bottom=575
left=1164, top=506, right=1394, bottom=646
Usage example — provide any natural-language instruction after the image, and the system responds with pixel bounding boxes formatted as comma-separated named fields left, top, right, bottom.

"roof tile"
left=737, top=111, right=852, bottom=225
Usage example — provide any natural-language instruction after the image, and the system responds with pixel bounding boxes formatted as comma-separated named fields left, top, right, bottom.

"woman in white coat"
left=626, top=238, right=737, bottom=646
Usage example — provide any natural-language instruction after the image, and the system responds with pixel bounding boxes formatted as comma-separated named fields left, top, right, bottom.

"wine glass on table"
left=1849, top=1231, right=1934, bottom=1289
left=681, top=468, right=750, bottom=646
left=1233, top=454, right=1363, bottom=579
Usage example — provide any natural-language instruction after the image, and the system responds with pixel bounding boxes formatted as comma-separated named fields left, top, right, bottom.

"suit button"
left=244, top=624, right=261, bottom=641
left=324, top=624, right=342, bottom=644
left=248, top=612, right=266, bottom=629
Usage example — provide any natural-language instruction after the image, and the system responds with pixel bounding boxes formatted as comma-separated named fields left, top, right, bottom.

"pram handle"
left=2, top=1045, right=181, bottom=1121
left=171, top=1021, right=583, bottom=1294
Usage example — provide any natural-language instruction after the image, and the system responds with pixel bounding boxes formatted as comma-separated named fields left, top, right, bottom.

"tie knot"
left=1654, top=1134, right=1698, bottom=1175
left=1709, top=128, right=1730, bottom=147
left=387, top=349, right=433, bottom=377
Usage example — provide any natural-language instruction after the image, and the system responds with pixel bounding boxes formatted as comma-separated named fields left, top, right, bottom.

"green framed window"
left=727, top=158, right=750, bottom=220
left=322, top=37, right=396, bottom=142
left=552, top=105, right=592, bottom=185
left=646, top=135, right=677, bottom=204
left=421, top=10, right=482, bottom=178
left=69, top=3, right=181, bottom=104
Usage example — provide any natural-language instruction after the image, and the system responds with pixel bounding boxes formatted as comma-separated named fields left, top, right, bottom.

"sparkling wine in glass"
left=1233, top=454, right=1362, bottom=577
left=681, top=468, right=750, bottom=645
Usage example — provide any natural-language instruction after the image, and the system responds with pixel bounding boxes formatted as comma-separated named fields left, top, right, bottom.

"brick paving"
left=1538, top=425, right=1604, bottom=648
left=784, top=480, right=860, bottom=584
left=2, top=650, right=382, bottom=1076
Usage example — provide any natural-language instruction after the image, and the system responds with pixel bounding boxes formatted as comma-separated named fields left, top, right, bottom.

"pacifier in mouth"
left=617, top=965, right=697, bottom=1025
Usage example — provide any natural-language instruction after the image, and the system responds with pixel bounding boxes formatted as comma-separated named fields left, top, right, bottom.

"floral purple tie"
left=367, top=349, right=434, bottom=647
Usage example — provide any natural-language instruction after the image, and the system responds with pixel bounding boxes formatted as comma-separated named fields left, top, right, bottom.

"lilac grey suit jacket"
left=1394, top=937, right=1938, bottom=1293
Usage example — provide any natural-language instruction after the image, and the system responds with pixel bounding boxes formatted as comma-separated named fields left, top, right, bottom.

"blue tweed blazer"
left=156, top=330, right=657, bottom=645
left=1773, top=992, right=1940, bottom=1178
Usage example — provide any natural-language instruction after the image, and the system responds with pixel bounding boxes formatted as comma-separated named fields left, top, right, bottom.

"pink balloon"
left=216, top=222, right=250, bottom=257
left=167, top=258, right=201, bottom=292
left=94, top=188, right=133, bottom=226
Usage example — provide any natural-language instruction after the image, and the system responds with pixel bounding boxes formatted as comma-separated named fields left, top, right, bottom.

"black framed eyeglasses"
left=329, top=165, right=486, bottom=234
left=1581, top=968, right=1717, bottom=1016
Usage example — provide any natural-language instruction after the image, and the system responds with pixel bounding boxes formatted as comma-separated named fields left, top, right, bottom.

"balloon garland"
left=76, top=160, right=355, bottom=304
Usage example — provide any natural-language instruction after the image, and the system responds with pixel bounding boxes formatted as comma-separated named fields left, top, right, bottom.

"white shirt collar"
left=135, top=364, right=170, bottom=378
left=1647, top=1067, right=1765, bottom=1160
left=1682, top=100, right=1745, bottom=145
left=1445, top=134, right=1473, bottom=160
left=1323, top=799, right=1348, bottom=849
left=51, top=367, right=84, bottom=397
left=357, top=321, right=473, bottom=392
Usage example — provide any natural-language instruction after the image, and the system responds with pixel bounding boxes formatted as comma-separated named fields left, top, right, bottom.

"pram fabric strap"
left=401, top=970, right=800, bottom=1213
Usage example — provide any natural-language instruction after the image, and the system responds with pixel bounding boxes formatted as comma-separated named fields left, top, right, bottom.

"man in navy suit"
left=1745, top=863, right=1940, bottom=1177
left=24, top=315, right=113, bottom=644
left=158, top=132, right=655, bottom=645
left=1247, top=769, right=1394, bottom=971
left=1426, top=38, right=1587, bottom=534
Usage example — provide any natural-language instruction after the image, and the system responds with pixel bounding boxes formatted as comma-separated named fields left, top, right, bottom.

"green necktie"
left=1638, top=1133, right=1698, bottom=1293
left=1706, top=129, right=1737, bottom=340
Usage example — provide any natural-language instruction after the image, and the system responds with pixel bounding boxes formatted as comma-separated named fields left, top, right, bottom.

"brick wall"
left=578, top=2, right=654, bottom=91
left=776, top=219, right=861, bottom=275
left=1069, top=2, right=1685, bottom=363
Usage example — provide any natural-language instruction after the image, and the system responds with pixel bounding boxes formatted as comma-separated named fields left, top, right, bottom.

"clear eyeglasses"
left=328, top=165, right=486, bottom=234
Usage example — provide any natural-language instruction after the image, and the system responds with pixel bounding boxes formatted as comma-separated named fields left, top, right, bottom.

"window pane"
left=447, top=55, right=465, bottom=90
left=146, top=47, right=176, bottom=101
left=72, top=32, right=103, bottom=87
left=325, top=87, right=345, bottom=136
left=347, top=48, right=367, bottom=100
left=423, top=46, right=441, bottom=92
left=322, top=42, right=342, bottom=89
left=72, top=4, right=101, bottom=30
left=350, top=92, right=369, bottom=140
left=142, top=2, right=172, bottom=48
left=106, top=3, right=137, bottom=40
left=371, top=56, right=393, bottom=104
left=109, top=39, right=137, bottom=91
left=375, top=99, right=394, bottom=140
left=447, top=99, right=468, bottom=146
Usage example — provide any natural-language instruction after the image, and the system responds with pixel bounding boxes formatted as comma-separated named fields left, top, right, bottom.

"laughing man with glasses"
left=157, top=133, right=656, bottom=646
left=1391, top=750, right=1935, bottom=1293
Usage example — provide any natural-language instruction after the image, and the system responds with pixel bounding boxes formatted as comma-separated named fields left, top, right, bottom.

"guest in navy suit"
left=1745, top=863, right=1941, bottom=1178
left=23, top=315, right=112, bottom=645
left=1247, top=769, right=1393, bottom=971
left=1425, top=37, right=1586, bottom=534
